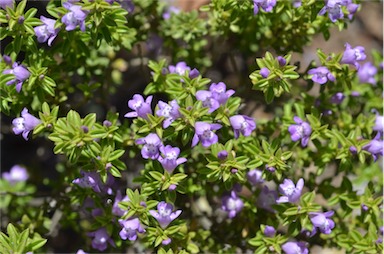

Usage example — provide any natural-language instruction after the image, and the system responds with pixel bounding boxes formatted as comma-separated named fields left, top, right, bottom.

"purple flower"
left=124, top=94, right=153, bottom=119
left=34, top=16, right=59, bottom=46
left=362, top=133, right=383, bottom=161
left=136, top=133, right=162, bottom=160
left=191, top=121, right=222, bottom=147
left=221, top=190, right=244, bottom=218
left=253, top=0, right=276, bottom=15
left=119, top=218, right=145, bottom=241
left=260, top=67, right=270, bottom=78
left=264, top=225, right=276, bottom=237
left=112, top=190, right=130, bottom=217
left=307, top=66, right=335, bottom=85
left=288, top=116, right=312, bottom=147
left=62, top=2, right=87, bottom=31
left=330, top=92, right=345, bottom=104
left=209, top=82, right=235, bottom=105
left=341, top=43, right=366, bottom=69
left=163, top=6, right=180, bottom=19
left=277, top=178, right=304, bottom=203
left=373, top=115, right=383, bottom=133
left=168, top=61, right=191, bottom=75
left=358, top=62, right=377, bottom=85
left=76, top=250, right=88, bottom=254
left=229, top=115, right=256, bottom=139
left=217, top=150, right=228, bottom=160
left=349, top=145, right=357, bottom=154
left=149, top=201, right=182, bottom=229
left=162, top=238, right=172, bottom=245
left=309, top=210, right=335, bottom=234
left=247, top=169, right=264, bottom=185
left=156, top=100, right=181, bottom=128
left=12, top=108, right=41, bottom=140
left=2, top=165, right=28, bottom=184
left=158, top=145, right=187, bottom=173
left=282, top=241, right=309, bottom=254
left=72, top=171, right=102, bottom=193
left=87, top=228, right=115, bottom=251
left=0, top=0, right=13, bottom=10
left=257, top=186, right=278, bottom=212
left=3, top=62, right=30, bottom=92
left=277, top=56, right=287, bottom=66
left=319, top=0, right=343, bottom=22
left=196, top=90, right=220, bottom=113
left=343, top=0, right=360, bottom=19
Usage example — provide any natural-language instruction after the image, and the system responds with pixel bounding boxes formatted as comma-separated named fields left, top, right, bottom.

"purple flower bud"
left=136, top=133, right=162, bottom=160
left=349, top=146, right=357, bottom=154
left=341, top=43, right=366, bottom=69
left=3, top=55, right=12, bottom=65
left=230, top=115, right=256, bottom=139
left=192, top=121, right=222, bottom=148
left=307, top=66, right=335, bottom=85
left=62, top=2, right=87, bottom=32
left=293, top=0, right=302, bottom=8
left=34, top=16, right=60, bottom=46
left=231, top=168, right=238, bottom=174
left=162, top=6, right=180, bottom=19
left=373, top=115, right=384, bottom=133
left=260, top=67, right=270, bottom=78
left=265, top=165, right=276, bottom=172
left=264, top=225, right=276, bottom=237
left=18, top=16, right=24, bottom=24
left=118, top=218, right=145, bottom=241
left=276, top=178, right=304, bottom=203
left=149, top=201, right=182, bottom=228
left=288, top=116, right=312, bottom=147
left=168, top=184, right=177, bottom=191
left=309, top=210, right=335, bottom=234
left=3, top=62, right=30, bottom=92
left=247, top=169, right=264, bottom=185
left=330, top=92, right=345, bottom=104
left=361, top=204, right=368, bottom=211
left=358, top=62, right=377, bottom=85
left=2, top=165, right=29, bottom=184
left=189, top=68, right=200, bottom=79
left=253, top=0, right=276, bottom=15
left=351, top=91, right=360, bottom=97
left=87, top=228, right=115, bottom=251
left=12, top=108, right=41, bottom=140
left=217, top=150, right=228, bottom=160
left=125, top=94, right=153, bottom=119
left=103, top=120, right=112, bottom=127
left=221, top=190, right=244, bottom=218
left=362, top=134, right=383, bottom=161
left=76, top=249, right=88, bottom=254
left=282, top=241, right=308, bottom=254
left=162, top=238, right=172, bottom=245
left=277, top=56, right=287, bottom=66
left=81, top=125, right=89, bottom=133
left=209, top=82, right=235, bottom=105
left=158, top=145, right=187, bottom=173
left=156, top=100, right=181, bottom=128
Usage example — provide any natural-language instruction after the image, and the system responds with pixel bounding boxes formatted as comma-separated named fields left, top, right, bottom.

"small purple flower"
left=277, top=178, right=304, bottom=203
left=307, top=66, right=335, bottom=85
left=156, top=100, right=181, bottom=128
left=253, top=0, right=276, bottom=15
left=349, top=145, right=357, bottom=154
left=362, top=133, right=383, bottom=161
left=247, top=169, right=264, bottom=185
left=229, top=115, right=256, bottom=139
left=260, top=67, right=270, bottom=78
left=264, top=225, right=276, bottom=237
left=61, top=2, right=87, bottom=31
left=34, top=16, right=59, bottom=46
left=192, top=121, right=222, bottom=147
left=292, top=0, right=302, bottom=8
left=112, top=190, right=130, bottom=217
left=168, top=61, right=191, bottom=75
left=136, top=133, right=162, bottom=160
left=257, top=186, right=278, bottom=212
left=217, top=150, right=228, bottom=160
left=341, top=43, right=366, bottom=69
left=221, top=190, right=244, bottom=218
left=124, top=94, right=153, bottom=119
left=87, top=228, right=115, bottom=251
left=119, top=218, right=145, bottom=241
left=0, top=0, right=13, bottom=10
left=72, top=171, right=102, bottom=193
left=358, top=62, right=377, bottom=85
left=3, top=62, right=30, bottom=92
left=162, top=238, right=172, bottom=245
left=309, top=210, right=335, bottom=234
left=158, top=145, right=187, bottom=173
left=189, top=68, right=200, bottom=79
left=196, top=90, right=220, bottom=113
left=12, top=108, right=41, bottom=140
left=343, top=0, right=359, bottom=19
left=282, top=241, right=309, bottom=254
left=330, top=92, right=345, bottom=104
left=149, top=201, right=182, bottom=229
left=277, top=56, right=287, bottom=66
left=163, top=6, right=180, bottom=19
left=288, top=116, right=312, bottom=147
left=76, top=249, right=88, bottom=254
left=373, top=115, right=383, bottom=133
left=2, top=165, right=28, bottom=184
left=265, top=164, right=276, bottom=172
left=209, top=82, right=235, bottom=105
left=319, top=0, right=343, bottom=23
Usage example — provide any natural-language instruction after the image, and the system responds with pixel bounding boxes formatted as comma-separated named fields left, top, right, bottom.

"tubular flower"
left=307, top=66, right=335, bottom=85
left=288, top=116, right=312, bottom=147
left=62, top=2, right=87, bottom=31
left=309, top=210, right=335, bottom=234
left=253, top=0, right=276, bottom=15
left=192, top=122, right=222, bottom=147
left=276, top=178, right=304, bottom=203
left=158, top=145, right=187, bottom=173
left=34, top=16, right=60, bottom=46
left=156, top=100, right=181, bottom=128
left=125, top=94, right=153, bottom=119
left=209, top=82, right=235, bottom=105
left=149, top=201, right=182, bottom=229
left=221, top=190, right=244, bottom=218
left=340, top=43, right=366, bottom=69
left=136, top=133, right=163, bottom=160
left=196, top=90, right=220, bottom=113
left=282, top=241, right=309, bottom=254
left=3, top=62, right=30, bottom=92
left=87, top=228, right=115, bottom=251
left=229, top=115, right=256, bottom=139
left=12, top=108, right=41, bottom=140
left=118, top=218, right=145, bottom=241
left=2, top=165, right=29, bottom=184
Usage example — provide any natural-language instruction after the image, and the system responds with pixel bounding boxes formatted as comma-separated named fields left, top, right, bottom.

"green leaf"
left=149, top=171, right=163, bottom=181
left=109, top=149, right=125, bottom=161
